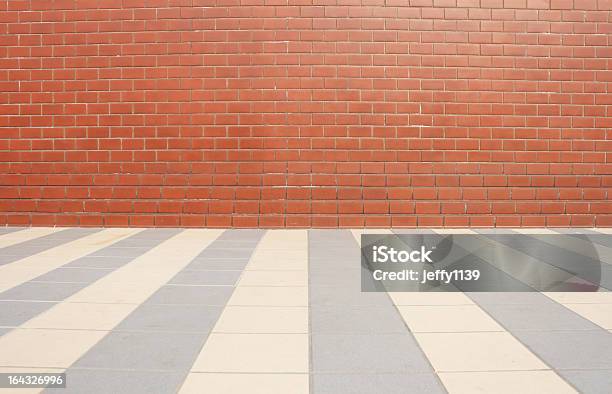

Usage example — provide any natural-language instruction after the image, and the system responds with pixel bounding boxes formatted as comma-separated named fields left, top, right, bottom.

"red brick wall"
left=1, top=0, right=611, bottom=228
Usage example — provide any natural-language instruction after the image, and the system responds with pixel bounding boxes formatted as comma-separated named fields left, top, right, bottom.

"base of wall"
left=1, top=213, right=610, bottom=228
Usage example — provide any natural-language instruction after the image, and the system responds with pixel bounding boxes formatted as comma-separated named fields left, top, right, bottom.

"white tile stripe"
left=350, top=229, right=576, bottom=393
left=181, top=230, right=309, bottom=394
left=0, top=228, right=144, bottom=294
left=0, top=229, right=224, bottom=394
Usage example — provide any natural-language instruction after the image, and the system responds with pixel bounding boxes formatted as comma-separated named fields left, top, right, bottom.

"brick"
left=0, top=2, right=608, bottom=229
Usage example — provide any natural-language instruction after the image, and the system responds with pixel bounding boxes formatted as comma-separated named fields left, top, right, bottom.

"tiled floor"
left=0, top=227, right=610, bottom=393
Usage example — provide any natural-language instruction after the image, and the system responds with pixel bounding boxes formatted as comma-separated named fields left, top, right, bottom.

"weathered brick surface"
left=0, top=0, right=611, bottom=227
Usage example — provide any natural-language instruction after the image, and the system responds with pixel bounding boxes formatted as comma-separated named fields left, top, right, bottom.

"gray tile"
left=468, top=292, right=554, bottom=306
left=0, top=300, right=55, bottom=326
left=89, top=246, right=152, bottom=258
left=188, top=230, right=264, bottom=261
left=474, top=229, right=517, bottom=235
left=514, top=330, right=612, bottom=370
left=0, top=282, right=86, bottom=301
left=0, top=228, right=100, bottom=265
left=74, top=331, right=204, bottom=371
left=478, top=233, right=603, bottom=286
left=314, top=249, right=360, bottom=263
left=217, top=229, right=265, bottom=241
left=48, top=228, right=101, bottom=240
left=0, top=247, right=51, bottom=258
left=311, top=333, right=432, bottom=373
left=528, top=234, right=612, bottom=264
left=573, top=234, right=612, bottom=249
left=64, top=255, right=134, bottom=269
left=313, top=373, right=444, bottom=394
left=138, top=228, right=183, bottom=238
left=63, top=229, right=179, bottom=269
left=44, top=369, right=184, bottom=394
left=32, top=268, right=111, bottom=284
left=553, top=228, right=602, bottom=235
left=207, top=240, right=260, bottom=249
left=392, top=229, right=436, bottom=234
left=147, top=285, right=234, bottom=305
left=309, top=286, right=392, bottom=307
left=472, top=300, right=601, bottom=331
left=102, top=238, right=168, bottom=248
left=0, top=227, right=24, bottom=235
left=309, top=268, right=361, bottom=287
left=196, top=249, right=254, bottom=259
left=185, top=259, right=249, bottom=271
left=310, top=251, right=358, bottom=267
left=309, top=230, right=439, bottom=379
left=450, top=235, right=594, bottom=291
left=115, top=304, right=222, bottom=333
left=96, top=229, right=179, bottom=249
left=309, top=229, right=356, bottom=245
left=311, top=306, right=407, bottom=334
left=169, top=270, right=241, bottom=286
left=118, top=228, right=181, bottom=243
left=559, top=370, right=612, bottom=394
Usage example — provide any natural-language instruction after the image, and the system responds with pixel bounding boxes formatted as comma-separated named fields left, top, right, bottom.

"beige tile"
left=0, top=329, right=106, bottom=368
left=246, top=257, right=307, bottom=270
left=191, top=333, right=308, bottom=373
left=247, top=249, right=307, bottom=268
left=0, top=266, right=59, bottom=294
left=414, top=332, right=547, bottom=372
left=351, top=229, right=393, bottom=243
left=257, top=229, right=307, bottom=244
left=545, top=292, right=612, bottom=304
left=22, top=303, right=137, bottom=330
left=179, top=373, right=308, bottom=394
left=563, top=304, right=612, bottom=329
left=41, top=228, right=142, bottom=257
left=238, top=271, right=307, bottom=287
left=439, top=370, right=576, bottom=394
left=228, top=287, right=308, bottom=307
left=398, top=305, right=503, bottom=333
left=99, top=265, right=180, bottom=283
left=213, top=306, right=308, bottom=333
left=0, top=386, right=42, bottom=394
left=0, top=367, right=63, bottom=372
left=256, top=243, right=306, bottom=252
left=252, top=232, right=307, bottom=254
left=389, top=292, right=473, bottom=306
left=433, top=229, right=477, bottom=234
left=512, top=228, right=557, bottom=235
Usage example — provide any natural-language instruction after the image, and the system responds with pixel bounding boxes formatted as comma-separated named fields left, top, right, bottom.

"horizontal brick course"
left=0, top=0, right=610, bottom=227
